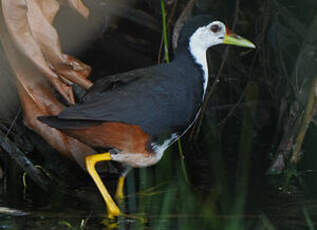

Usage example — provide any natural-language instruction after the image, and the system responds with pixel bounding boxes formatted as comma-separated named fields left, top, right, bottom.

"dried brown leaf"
left=2, top=0, right=75, bottom=103
left=2, top=0, right=92, bottom=105
left=62, top=0, right=90, bottom=18
left=0, top=28, right=94, bottom=167
left=0, top=1, right=95, bottom=167
left=26, top=0, right=92, bottom=89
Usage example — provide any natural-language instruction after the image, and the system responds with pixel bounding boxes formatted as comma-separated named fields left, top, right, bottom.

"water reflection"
left=1, top=171, right=316, bottom=230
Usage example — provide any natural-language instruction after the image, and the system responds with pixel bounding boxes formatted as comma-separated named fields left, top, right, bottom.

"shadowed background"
left=0, top=0, right=317, bottom=229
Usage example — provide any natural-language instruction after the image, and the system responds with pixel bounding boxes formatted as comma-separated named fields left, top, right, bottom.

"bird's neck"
left=188, top=36, right=209, bottom=96
left=172, top=47, right=208, bottom=99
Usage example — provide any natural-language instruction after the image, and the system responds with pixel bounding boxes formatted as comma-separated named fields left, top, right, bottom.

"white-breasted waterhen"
left=38, top=15, right=255, bottom=217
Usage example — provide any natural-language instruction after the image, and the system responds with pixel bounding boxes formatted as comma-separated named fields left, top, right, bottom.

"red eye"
left=210, top=24, right=220, bottom=33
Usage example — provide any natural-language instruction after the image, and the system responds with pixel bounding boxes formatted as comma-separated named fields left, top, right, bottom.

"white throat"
left=188, top=31, right=209, bottom=97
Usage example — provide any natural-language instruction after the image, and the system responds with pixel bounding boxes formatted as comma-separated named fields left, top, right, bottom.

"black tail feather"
left=37, top=116, right=101, bottom=129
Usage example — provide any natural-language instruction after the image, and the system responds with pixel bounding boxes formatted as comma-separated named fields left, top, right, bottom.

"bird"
left=38, top=15, right=255, bottom=218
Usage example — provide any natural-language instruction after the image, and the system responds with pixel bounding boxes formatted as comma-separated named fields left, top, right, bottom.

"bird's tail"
left=38, top=116, right=100, bottom=129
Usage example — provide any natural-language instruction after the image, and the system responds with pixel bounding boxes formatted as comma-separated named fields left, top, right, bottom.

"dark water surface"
left=1, top=160, right=317, bottom=230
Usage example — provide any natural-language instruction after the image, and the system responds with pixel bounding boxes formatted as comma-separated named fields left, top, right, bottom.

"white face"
left=191, top=21, right=227, bottom=50
left=188, top=20, right=228, bottom=94
left=188, top=19, right=255, bottom=95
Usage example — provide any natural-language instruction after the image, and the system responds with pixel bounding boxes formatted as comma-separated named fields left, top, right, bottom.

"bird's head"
left=178, top=15, right=255, bottom=52
left=176, top=15, right=255, bottom=92
left=194, top=20, right=255, bottom=49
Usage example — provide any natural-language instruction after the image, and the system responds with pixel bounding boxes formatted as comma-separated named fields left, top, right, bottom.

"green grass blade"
left=160, top=0, right=170, bottom=63
left=303, top=206, right=315, bottom=230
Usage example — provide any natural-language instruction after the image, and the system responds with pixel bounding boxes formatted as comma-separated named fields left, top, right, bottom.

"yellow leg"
left=85, top=153, right=121, bottom=218
left=115, top=176, right=125, bottom=200
left=115, top=166, right=131, bottom=201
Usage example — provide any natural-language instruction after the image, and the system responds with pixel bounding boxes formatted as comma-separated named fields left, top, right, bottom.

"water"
left=0, top=167, right=316, bottom=230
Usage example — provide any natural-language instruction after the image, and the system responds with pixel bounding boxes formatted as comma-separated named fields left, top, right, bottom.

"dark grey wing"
left=81, top=70, right=144, bottom=103
left=58, top=64, right=201, bottom=137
